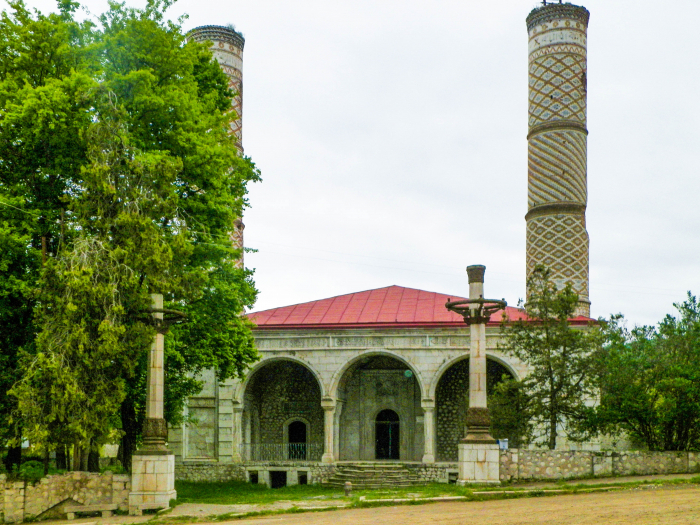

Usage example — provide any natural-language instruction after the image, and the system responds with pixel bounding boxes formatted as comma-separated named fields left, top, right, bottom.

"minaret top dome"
left=187, top=25, right=245, bottom=50
left=526, top=3, right=590, bottom=31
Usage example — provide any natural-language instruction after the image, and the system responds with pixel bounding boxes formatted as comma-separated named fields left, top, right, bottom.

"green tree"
left=499, top=265, right=603, bottom=449
left=584, top=297, right=700, bottom=451
left=2, top=0, right=260, bottom=469
left=489, top=378, right=533, bottom=448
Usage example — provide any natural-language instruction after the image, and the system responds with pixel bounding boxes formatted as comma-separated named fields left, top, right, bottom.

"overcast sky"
left=23, top=0, right=700, bottom=326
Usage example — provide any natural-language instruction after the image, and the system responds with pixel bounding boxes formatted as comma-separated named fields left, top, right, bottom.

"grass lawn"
left=174, top=475, right=700, bottom=507
left=175, top=481, right=343, bottom=505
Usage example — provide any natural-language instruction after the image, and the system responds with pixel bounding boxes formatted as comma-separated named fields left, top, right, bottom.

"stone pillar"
left=321, top=398, right=335, bottom=464
left=146, top=294, right=165, bottom=427
left=333, top=400, right=344, bottom=462
left=129, top=294, right=177, bottom=515
left=231, top=404, right=244, bottom=462
left=525, top=3, right=591, bottom=317
left=421, top=400, right=436, bottom=464
left=457, top=266, right=500, bottom=485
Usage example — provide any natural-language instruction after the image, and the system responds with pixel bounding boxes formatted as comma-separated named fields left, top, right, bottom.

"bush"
left=17, top=460, right=45, bottom=483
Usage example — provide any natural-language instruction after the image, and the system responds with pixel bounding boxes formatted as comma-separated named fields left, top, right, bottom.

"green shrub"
left=17, top=461, right=44, bottom=483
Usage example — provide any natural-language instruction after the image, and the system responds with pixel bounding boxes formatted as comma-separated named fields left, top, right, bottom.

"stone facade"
left=499, top=449, right=700, bottom=482
left=169, top=326, right=532, bottom=469
left=0, top=472, right=130, bottom=523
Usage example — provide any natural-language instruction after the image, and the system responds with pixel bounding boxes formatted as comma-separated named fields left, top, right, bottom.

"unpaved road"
left=232, top=485, right=700, bottom=525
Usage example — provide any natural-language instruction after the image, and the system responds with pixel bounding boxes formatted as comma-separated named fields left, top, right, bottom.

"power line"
left=0, top=199, right=41, bottom=218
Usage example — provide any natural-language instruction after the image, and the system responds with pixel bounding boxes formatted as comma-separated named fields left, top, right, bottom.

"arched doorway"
left=287, top=420, right=307, bottom=460
left=435, top=358, right=514, bottom=461
left=336, top=354, right=422, bottom=461
left=243, top=360, right=323, bottom=461
left=375, top=409, right=400, bottom=460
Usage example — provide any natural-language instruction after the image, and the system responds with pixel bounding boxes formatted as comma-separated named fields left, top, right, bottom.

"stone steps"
left=324, top=462, right=423, bottom=488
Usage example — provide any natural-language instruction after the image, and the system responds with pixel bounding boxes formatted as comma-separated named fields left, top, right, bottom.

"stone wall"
left=500, top=449, right=700, bottom=482
left=175, top=462, right=247, bottom=483
left=1, top=471, right=130, bottom=523
left=405, top=463, right=459, bottom=484
left=248, top=361, right=324, bottom=448
left=435, top=359, right=515, bottom=461
left=175, top=461, right=335, bottom=485
left=435, top=360, right=468, bottom=461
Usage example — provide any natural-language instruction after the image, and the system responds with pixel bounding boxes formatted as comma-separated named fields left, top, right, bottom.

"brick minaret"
left=188, top=26, right=246, bottom=267
left=525, top=3, right=591, bottom=317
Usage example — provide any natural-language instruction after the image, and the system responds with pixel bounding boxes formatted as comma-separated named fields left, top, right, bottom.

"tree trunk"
left=119, top=398, right=141, bottom=473
left=548, top=416, right=557, bottom=450
left=80, top=447, right=88, bottom=471
left=4, top=446, right=21, bottom=473
left=43, top=449, right=50, bottom=476
left=56, top=446, right=67, bottom=470
left=88, top=446, right=100, bottom=472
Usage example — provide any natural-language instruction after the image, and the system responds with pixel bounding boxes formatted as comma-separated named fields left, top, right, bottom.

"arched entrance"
left=243, top=360, right=323, bottom=461
left=435, top=358, right=514, bottom=461
left=375, top=410, right=400, bottom=460
left=336, top=354, right=422, bottom=461
left=287, top=420, right=307, bottom=459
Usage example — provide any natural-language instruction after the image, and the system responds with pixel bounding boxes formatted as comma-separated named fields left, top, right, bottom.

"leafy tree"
left=584, top=297, right=700, bottom=451
left=2, top=0, right=260, bottom=469
left=499, top=265, right=603, bottom=449
left=489, top=378, right=533, bottom=448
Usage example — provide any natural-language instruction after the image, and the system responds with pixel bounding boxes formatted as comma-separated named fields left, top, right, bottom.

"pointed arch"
left=328, top=349, right=426, bottom=400
left=428, top=352, right=521, bottom=399
left=234, top=355, right=326, bottom=403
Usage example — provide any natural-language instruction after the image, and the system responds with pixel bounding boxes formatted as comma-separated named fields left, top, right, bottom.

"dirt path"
left=227, top=485, right=700, bottom=525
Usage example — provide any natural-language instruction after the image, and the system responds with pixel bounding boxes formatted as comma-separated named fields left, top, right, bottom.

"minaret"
left=525, top=3, right=591, bottom=317
left=188, top=26, right=246, bottom=267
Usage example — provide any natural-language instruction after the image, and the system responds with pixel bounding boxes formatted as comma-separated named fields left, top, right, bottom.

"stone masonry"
left=499, top=449, right=700, bottom=482
left=0, top=471, right=130, bottom=523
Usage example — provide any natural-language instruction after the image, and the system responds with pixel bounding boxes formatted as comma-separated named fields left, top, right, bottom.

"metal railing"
left=240, top=443, right=323, bottom=462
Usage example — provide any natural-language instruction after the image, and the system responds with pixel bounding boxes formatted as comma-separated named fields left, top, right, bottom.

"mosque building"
left=169, top=2, right=594, bottom=485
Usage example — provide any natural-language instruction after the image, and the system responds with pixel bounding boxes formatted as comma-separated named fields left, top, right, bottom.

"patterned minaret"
left=188, top=26, right=246, bottom=267
left=525, top=3, right=591, bottom=317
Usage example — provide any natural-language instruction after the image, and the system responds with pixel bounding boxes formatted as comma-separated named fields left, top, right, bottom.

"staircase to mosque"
left=324, top=462, right=422, bottom=489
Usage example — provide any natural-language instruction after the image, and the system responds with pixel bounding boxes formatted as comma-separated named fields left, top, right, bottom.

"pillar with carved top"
left=130, top=294, right=177, bottom=514
left=446, top=267, right=503, bottom=485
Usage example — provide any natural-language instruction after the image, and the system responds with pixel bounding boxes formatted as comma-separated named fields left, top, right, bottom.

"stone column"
left=145, top=294, right=165, bottom=435
left=457, top=266, right=500, bottom=485
left=333, top=400, right=344, bottom=462
left=421, top=399, right=436, bottom=464
left=466, top=266, right=490, bottom=440
left=231, top=404, right=244, bottom=462
left=321, top=398, right=336, bottom=464
left=129, top=294, right=177, bottom=514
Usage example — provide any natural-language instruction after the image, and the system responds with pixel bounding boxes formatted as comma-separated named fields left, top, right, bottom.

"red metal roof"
left=248, top=285, right=536, bottom=330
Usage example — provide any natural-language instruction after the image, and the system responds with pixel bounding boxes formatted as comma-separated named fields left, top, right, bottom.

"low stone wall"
left=1, top=471, right=130, bottom=523
left=406, top=463, right=459, bottom=484
left=175, top=461, right=337, bottom=485
left=500, top=449, right=700, bottom=482
left=175, top=462, right=246, bottom=483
